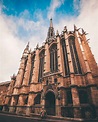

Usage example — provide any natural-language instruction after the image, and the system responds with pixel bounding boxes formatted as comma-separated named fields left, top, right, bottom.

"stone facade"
left=0, top=81, right=10, bottom=108
left=2, top=19, right=98, bottom=119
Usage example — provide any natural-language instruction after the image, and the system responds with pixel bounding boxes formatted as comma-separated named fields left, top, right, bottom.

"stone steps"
left=0, top=111, right=98, bottom=122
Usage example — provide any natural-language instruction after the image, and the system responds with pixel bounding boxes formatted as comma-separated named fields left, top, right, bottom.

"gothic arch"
left=67, top=33, right=74, bottom=38
left=44, top=89, right=55, bottom=96
left=49, top=42, right=57, bottom=49
left=45, top=91, right=55, bottom=115
left=39, top=48, right=45, bottom=55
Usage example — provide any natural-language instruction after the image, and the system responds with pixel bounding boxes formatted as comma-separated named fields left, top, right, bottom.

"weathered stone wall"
left=0, top=81, right=10, bottom=105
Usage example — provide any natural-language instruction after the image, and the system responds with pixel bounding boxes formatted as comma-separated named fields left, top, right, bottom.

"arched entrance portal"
left=45, top=91, right=55, bottom=115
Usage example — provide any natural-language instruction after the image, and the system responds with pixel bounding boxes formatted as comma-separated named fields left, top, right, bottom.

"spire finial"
left=30, top=48, right=32, bottom=53
left=82, top=28, right=85, bottom=34
left=23, top=42, right=29, bottom=56
left=26, top=42, right=29, bottom=49
left=11, top=74, right=16, bottom=80
left=64, top=26, right=67, bottom=32
left=56, top=30, right=59, bottom=36
left=50, top=18, right=53, bottom=27
left=36, top=43, right=39, bottom=49
left=74, top=24, right=77, bottom=31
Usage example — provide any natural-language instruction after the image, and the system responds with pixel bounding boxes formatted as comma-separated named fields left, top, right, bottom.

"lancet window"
left=61, top=39, right=70, bottom=76
left=69, top=36, right=82, bottom=74
left=38, top=50, right=45, bottom=82
left=50, top=44, right=58, bottom=73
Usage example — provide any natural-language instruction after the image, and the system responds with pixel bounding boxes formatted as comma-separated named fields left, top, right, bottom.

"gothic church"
left=2, top=19, right=98, bottom=119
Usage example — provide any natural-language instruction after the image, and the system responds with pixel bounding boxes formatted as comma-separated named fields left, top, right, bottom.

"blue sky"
left=0, top=0, right=98, bottom=81
left=2, top=0, right=80, bottom=19
left=0, top=0, right=81, bottom=41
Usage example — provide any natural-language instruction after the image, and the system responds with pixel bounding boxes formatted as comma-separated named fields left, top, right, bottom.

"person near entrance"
left=40, top=108, right=47, bottom=118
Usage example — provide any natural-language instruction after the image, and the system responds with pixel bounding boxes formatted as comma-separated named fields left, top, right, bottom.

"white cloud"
left=47, top=0, right=64, bottom=19
left=0, top=13, right=25, bottom=82
left=0, top=0, right=98, bottom=82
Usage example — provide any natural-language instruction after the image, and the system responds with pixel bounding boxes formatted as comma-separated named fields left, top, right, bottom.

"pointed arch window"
left=50, top=44, right=58, bottom=73
left=61, top=39, right=70, bottom=76
left=29, top=54, right=35, bottom=84
left=69, top=36, right=82, bottom=74
left=38, top=50, right=45, bottom=82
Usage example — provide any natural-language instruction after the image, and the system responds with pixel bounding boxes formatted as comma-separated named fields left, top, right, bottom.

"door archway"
left=45, top=91, right=55, bottom=115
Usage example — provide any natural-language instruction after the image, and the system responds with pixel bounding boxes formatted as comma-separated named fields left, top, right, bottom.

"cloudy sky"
left=0, top=0, right=98, bottom=82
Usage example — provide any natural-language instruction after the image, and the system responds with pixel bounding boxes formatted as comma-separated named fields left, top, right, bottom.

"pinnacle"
left=56, top=30, right=59, bottom=35
left=50, top=18, right=53, bottom=28
left=74, top=24, right=77, bottom=31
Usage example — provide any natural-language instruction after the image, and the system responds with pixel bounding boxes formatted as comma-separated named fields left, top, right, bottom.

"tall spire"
left=46, top=18, right=55, bottom=41
left=50, top=18, right=53, bottom=28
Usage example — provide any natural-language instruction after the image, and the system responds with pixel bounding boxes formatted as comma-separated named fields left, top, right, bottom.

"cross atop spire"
left=50, top=18, right=53, bottom=28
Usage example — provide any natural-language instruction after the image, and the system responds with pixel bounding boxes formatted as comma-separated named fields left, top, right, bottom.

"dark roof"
left=0, top=81, right=10, bottom=86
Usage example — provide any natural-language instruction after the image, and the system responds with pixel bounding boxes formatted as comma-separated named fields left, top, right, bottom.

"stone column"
left=44, top=42, right=50, bottom=73
left=6, top=78, right=15, bottom=103
left=22, top=53, right=31, bottom=86
left=16, top=95, right=24, bottom=114
left=41, top=89, right=45, bottom=109
left=61, top=89, right=67, bottom=106
left=64, top=30, right=81, bottom=118
left=15, top=56, right=27, bottom=87
left=31, top=48, right=39, bottom=83
left=81, top=32, right=98, bottom=117
left=56, top=33, right=64, bottom=75
left=56, top=98, right=61, bottom=116
left=78, top=31, right=98, bottom=109
left=16, top=53, right=32, bottom=114
left=81, top=32, right=98, bottom=77
left=26, top=93, right=35, bottom=116
left=75, top=30, right=95, bottom=84
left=71, top=86, right=81, bottom=118
left=9, top=96, right=17, bottom=113
left=80, top=36, right=96, bottom=85
left=2, top=75, right=16, bottom=112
